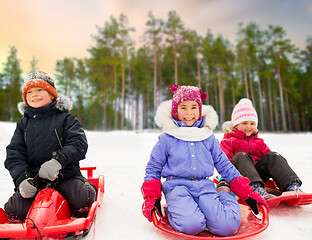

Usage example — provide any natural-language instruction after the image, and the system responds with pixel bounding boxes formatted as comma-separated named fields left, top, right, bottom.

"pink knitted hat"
left=231, top=98, right=258, bottom=127
left=170, top=84, right=208, bottom=120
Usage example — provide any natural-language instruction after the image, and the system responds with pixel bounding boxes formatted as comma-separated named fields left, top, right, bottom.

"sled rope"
left=25, top=217, right=42, bottom=240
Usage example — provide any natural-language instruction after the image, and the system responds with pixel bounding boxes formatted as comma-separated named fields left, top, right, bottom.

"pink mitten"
left=230, top=176, right=269, bottom=214
left=141, top=179, right=162, bottom=222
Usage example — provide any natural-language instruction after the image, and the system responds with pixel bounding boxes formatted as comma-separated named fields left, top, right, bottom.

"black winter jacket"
left=5, top=95, right=88, bottom=188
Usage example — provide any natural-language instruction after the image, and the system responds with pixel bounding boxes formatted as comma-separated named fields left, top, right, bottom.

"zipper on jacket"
left=54, top=129, right=63, bottom=149
left=245, top=136, right=250, bottom=154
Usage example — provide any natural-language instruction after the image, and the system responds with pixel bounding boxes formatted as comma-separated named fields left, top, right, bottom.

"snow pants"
left=4, top=177, right=96, bottom=221
left=162, top=178, right=241, bottom=236
left=231, top=152, right=302, bottom=192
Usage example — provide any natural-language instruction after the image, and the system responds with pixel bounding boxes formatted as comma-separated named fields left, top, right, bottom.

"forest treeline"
left=1, top=11, right=312, bottom=131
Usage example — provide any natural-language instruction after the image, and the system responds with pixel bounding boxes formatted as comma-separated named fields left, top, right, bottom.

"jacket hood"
left=17, top=94, right=73, bottom=115
left=222, top=121, right=258, bottom=136
left=222, top=121, right=234, bottom=133
left=154, top=100, right=219, bottom=141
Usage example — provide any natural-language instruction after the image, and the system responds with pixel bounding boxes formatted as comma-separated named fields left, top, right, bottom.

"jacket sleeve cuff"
left=52, top=151, right=67, bottom=168
left=15, top=172, right=31, bottom=188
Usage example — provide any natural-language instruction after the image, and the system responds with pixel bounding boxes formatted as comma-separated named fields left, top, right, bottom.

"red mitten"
left=141, top=179, right=162, bottom=222
left=230, top=177, right=269, bottom=214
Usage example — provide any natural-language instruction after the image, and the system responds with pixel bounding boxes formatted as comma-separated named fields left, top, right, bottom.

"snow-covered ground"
left=1, top=121, right=312, bottom=240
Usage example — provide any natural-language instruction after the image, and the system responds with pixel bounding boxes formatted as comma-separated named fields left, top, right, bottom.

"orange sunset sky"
left=1, top=0, right=312, bottom=78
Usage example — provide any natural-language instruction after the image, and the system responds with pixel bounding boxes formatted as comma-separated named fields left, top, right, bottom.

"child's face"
left=26, top=88, right=54, bottom=108
left=176, top=101, right=200, bottom=127
left=234, top=121, right=256, bottom=136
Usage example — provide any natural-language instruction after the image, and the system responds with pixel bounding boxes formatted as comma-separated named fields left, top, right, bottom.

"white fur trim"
left=154, top=100, right=175, bottom=130
left=56, top=95, right=72, bottom=112
left=202, top=105, right=219, bottom=131
left=154, top=100, right=219, bottom=141
left=222, top=121, right=234, bottom=133
left=221, top=120, right=259, bottom=134
left=18, top=102, right=27, bottom=115
left=17, top=94, right=72, bottom=115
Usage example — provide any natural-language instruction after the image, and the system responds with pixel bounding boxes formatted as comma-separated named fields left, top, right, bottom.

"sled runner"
left=263, top=180, right=312, bottom=208
left=152, top=204, right=269, bottom=240
left=0, top=167, right=104, bottom=239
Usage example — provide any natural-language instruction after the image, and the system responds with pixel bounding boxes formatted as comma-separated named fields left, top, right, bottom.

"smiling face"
left=176, top=101, right=200, bottom=127
left=234, top=121, right=257, bottom=136
left=26, top=87, right=54, bottom=108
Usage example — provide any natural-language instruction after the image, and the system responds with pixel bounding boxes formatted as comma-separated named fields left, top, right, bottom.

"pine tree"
left=164, top=11, right=185, bottom=85
left=1, top=46, right=23, bottom=121
left=145, top=11, right=163, bottom=128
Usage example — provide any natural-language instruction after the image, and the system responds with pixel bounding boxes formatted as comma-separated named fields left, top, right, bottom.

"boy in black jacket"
left=4, top=71, right=96, bottom=221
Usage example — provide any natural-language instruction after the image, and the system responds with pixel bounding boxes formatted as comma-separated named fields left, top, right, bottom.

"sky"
left=1, top=0, right=312, bottom=77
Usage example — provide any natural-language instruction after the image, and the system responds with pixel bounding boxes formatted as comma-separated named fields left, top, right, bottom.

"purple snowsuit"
left=144, top=101, right=242, bottom=236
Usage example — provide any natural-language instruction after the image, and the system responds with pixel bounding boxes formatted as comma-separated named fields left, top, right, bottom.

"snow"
left=1, top=121, right=312, bottom=239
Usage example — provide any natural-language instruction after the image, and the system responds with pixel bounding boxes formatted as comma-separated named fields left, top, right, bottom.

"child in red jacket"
left=220, top=98, right=302, bottom=199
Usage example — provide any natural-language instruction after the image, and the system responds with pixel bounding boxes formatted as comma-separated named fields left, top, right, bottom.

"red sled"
left=264, top=179, right=312, bottom=208
left=0, top=166, right=104, bottom=239
left=152, top=204, right=269, bottom=240
left=213, top=177, right=312, bottom=208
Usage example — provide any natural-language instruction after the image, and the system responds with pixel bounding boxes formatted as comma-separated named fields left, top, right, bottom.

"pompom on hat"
left=22, top=71, right=58, bottom=104
left=231, top=98, right=258, bottom=127
left=170, top=84, right=208, bottom=120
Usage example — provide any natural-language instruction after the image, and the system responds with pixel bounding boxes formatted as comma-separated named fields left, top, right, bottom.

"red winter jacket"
left=220, top=129, right=271, bottom=164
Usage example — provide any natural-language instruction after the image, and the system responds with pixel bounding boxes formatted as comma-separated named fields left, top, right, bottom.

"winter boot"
left=217, top=179, right=231, bottom=193
left=286, top=182, right=303, bottom=192
left=251, top=182, right=275, bottom=200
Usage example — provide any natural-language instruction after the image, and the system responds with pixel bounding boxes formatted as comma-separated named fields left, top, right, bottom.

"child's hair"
left=22, top=71, right=58, bottom=104
left=231, top=98, right=258, bottom=127
left=169, top=84, right=208, bottom=120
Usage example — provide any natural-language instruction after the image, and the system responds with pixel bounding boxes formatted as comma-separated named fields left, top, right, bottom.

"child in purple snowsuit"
left=141, top=85, right=269, bottom=237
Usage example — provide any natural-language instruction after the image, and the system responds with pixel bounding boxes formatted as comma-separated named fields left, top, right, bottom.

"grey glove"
left=39, top=159, right=62, bottom=181
left=19, top=178, right=37, bottom=198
